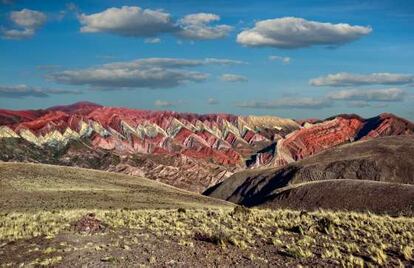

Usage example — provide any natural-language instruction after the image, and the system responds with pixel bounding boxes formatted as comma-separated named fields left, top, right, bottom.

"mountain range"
left=1, top=101, right=413, bottom=192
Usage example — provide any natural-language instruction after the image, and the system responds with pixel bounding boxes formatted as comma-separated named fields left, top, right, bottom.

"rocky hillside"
left=204, top=136, right=414, bottom=215
left=1, top=102, right=413, bottom=192
left=251, top=113, right=414, bottom=167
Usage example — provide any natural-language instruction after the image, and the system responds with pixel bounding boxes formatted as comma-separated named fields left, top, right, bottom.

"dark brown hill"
left=260, top=179, right=414, bottom=216
left=204, top=136, right=414, bottom=214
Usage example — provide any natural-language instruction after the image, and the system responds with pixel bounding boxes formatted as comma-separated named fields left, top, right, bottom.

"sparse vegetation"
left=0, top=162, right=413, bottom=266
left=0, top=207, right=413, bottom=266
left=402, top=245, right=413, bottom=261
left=0, top=162, right=232, bottom=213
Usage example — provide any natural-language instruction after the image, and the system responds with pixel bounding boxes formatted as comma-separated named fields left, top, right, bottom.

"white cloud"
left=204, top=58, right=246, bottom=65
left=2, top=9, right=47, bottom=40
left=154, top=100, right=174, bottom=107
left=0, top=84, right=80, bottom=98
left=236, top=97, right=331, bottom=109
left=347, top=101, right=389, bottom=108
left=207, top=98, right=219, bottom=105
left=179, top=13, right=219, bottom=25
left=220, top=74, right=248, bottom=82
left=269, top=55, right=291, bottom=64
left=103, top=57, right=243, bottom=69
left=177, top=13, right=232, bottom=40
left=154, top=99, right=186, bottom=107
left=66, top=2, right=78, bottom=12
left=310, top=72, right=414, bottom=87
left=78, top=7, right=232, bottom=41
left=1, top=28, right=34, bottom=39
left=49, top=67, right=207, bottom=89
left=79, top=6, right=176, bottom=37
left=48, top=57, right=242, bottom=89
left=237, top=17, right=371, bottom=48
left=145, top=37, right=161, bottom=44
left=327, top=88, right=406, bottom=102
left=10, top=9, right=47, bottom=28
left=56, top=3, right=80, bottom=21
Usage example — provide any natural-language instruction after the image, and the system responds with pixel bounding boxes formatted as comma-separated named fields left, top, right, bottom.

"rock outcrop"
left=250, top=113, right=414, bottom=168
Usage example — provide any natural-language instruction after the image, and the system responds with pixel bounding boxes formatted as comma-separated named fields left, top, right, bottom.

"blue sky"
left=0, top=0, right=413, bottom=120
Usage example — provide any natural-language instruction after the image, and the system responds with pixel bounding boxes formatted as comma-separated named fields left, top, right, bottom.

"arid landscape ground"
left=1, top=163, right=413, bottom=267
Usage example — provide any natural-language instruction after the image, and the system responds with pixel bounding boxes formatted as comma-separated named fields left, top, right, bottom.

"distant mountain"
left=1, top=102, right=413, bottom=192
left=250, top=113, right=414, bottom=167
left=204, top=136, right=414, bottom=215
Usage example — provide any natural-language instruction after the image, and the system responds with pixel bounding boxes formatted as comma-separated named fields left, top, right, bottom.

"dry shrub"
left=72, top=213, right=107, bottom=234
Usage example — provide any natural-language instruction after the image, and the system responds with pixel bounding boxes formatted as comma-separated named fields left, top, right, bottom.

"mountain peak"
left=46, top=101, right=103, bottom=113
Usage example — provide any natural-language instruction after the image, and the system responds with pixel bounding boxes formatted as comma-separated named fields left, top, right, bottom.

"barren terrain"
left=0, top=162, right=413, bottom=267
left=205, top=136, right=414, bottom=215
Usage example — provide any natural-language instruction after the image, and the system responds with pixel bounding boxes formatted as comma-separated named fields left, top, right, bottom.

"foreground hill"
left=261, top=179, right=414, bottom=215
left=0, top=162, right=232, bottom=212
left=205, top=136, right=414, bottom=215
left=1, top=102, right=413, bottom=192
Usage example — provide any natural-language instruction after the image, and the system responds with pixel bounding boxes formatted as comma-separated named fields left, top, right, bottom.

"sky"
left=0, top=0, right=413, bottom=120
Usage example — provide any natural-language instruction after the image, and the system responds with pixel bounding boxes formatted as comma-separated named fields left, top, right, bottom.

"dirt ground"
left=1, top=208, right=413, bottom=267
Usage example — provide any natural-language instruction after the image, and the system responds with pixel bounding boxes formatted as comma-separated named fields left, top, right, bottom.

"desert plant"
left=401, top=245, right=413, bottom=261
left=284, top=245, right=313, bottom=259
left=368, top=245, right=387, bottom=265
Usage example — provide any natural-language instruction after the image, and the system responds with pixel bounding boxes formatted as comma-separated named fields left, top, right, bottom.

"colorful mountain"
left=0, top=102, right=413, bottom=192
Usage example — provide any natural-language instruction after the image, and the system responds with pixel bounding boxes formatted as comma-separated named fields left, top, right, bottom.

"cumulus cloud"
left=310, top=72, right=414, bottom=87
left=48, top=57, right=242, bottom=89
left=220, top=74, right=248, bottom=82
left=79, top=6, right=176, bottom=37
left=0, top=84, right=80, bottom=98
left=2, top=9, right=47, bottom=40
left=177, top=13, right=232, bottom=40
left=49, top=67, right=207, bottom=89
left=236, top=97, right=331, bottom=109
left=269, top=55, right=291, bottom=64
left=237, top=17, right=371, bottom=49
left=78, top=7, right=232, bottom=41
left=10, top=9, right=46, bottom=28
left=207, top=98, right=219, bottom=105
left=327, top=88, right=406, bottom=102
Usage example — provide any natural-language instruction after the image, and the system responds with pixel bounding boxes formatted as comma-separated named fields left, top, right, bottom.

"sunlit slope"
left=0, top=162, right=233, bottom=212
